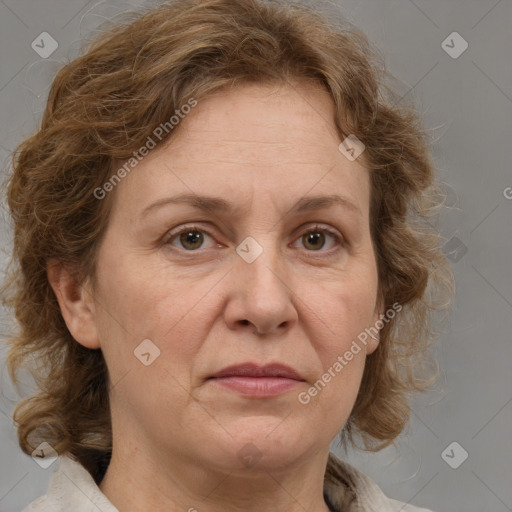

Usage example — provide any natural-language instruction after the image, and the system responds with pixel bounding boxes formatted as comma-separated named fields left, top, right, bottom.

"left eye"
left=165, top=224, right=342, bottom=253
left=293, top=225, right=342, bottom=252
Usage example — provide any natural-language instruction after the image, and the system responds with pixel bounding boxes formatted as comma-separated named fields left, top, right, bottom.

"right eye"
left=164, top=225, right=218, bottom=251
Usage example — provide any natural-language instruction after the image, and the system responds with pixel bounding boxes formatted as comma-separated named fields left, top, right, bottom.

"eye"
left=292, top=224, right=344, bottom=254
left=163, top=223, right=344, bottom=255
left=164, top=225, right=217, bottom=251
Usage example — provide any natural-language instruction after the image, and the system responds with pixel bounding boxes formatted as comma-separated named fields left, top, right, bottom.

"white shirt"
left=23, top=452, right=434, bottom=512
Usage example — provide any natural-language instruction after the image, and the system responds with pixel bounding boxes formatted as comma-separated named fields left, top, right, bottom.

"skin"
left=48, top=80, right=383, bottom=512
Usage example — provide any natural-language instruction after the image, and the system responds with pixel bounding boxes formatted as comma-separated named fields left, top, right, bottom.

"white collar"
left=23, top=452, right=433, bottom=512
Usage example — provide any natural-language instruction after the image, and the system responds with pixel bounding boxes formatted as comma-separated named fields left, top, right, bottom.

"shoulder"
left=22, top=495, right=48, bottom=512
left=324, top=452, right=436, bottom=512
left=22, top=456, right=117, bottom=512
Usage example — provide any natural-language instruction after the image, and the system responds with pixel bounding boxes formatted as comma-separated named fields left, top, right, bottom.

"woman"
left=2, top=0, right=453, bottom=511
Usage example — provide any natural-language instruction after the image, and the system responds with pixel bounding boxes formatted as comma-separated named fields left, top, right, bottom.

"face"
left=60, top=81, right=382, bottom=473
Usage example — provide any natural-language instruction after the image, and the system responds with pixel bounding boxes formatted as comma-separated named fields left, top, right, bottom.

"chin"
left=203, top=417, right=320, bottom=472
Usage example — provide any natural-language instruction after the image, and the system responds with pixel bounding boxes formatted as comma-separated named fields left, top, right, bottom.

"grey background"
left=0, top=0, right=511, bottom=511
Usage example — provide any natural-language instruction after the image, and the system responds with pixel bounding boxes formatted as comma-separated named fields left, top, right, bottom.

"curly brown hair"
left=2, top=0, right=453, bottom=483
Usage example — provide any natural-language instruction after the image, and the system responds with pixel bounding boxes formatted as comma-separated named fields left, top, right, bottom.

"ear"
left=365, top=296, right=386, bottom=355
left=46, top=259, right=100, bottom=349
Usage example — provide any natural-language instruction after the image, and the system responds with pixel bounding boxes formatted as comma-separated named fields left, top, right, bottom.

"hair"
left=2, top=0, right=453, bottom=483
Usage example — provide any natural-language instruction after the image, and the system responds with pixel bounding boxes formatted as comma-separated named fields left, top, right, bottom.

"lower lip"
left=211, top=377, right=301, bottom=397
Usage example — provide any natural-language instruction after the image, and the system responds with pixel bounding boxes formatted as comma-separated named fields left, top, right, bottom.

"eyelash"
left=163, top=223, right=345, bottom=258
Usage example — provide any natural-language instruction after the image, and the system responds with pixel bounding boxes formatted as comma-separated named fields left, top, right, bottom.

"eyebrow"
left=140, top=192, right=362, bottom=218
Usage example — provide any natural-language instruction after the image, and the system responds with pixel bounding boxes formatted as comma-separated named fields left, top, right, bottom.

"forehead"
left=109, top=81, right=370, bottom=221
left=169, top=81, right=342, bottom=157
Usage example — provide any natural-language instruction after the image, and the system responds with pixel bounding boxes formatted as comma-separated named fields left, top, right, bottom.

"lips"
left=208, top=363, right=305, bottom=397
left=209, top=363, right=305, bottom=381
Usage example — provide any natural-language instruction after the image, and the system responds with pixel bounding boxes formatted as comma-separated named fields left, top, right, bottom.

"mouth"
left=207, top=363, right=305, bottom=397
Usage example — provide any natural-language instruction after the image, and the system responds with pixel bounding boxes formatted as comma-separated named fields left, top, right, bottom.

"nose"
left=223, top=238, right=298, bottom=336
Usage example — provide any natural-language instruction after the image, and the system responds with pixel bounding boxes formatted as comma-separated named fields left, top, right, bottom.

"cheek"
left=310, top=268, right=378, bottom=352
left=94, top=253, right=214, bottom=377
left=299, top=282, right=374, bottom=429
left=92, top=259, right=204, bottom=423
left=95, top=249, right=172, bottom=334
left=303, top=264, right=378, bottom=412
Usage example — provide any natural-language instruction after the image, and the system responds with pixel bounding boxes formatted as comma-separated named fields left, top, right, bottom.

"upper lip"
left=209, top=363, right=305, bottom=381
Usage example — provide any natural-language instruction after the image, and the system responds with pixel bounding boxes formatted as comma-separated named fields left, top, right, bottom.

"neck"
left=99, top=443, right=333, bottom=512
